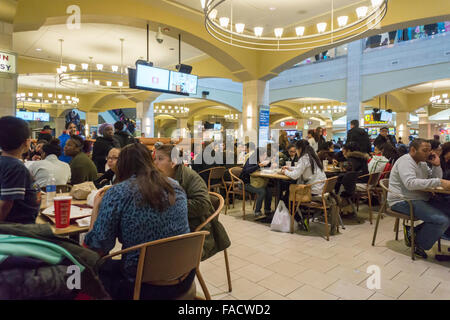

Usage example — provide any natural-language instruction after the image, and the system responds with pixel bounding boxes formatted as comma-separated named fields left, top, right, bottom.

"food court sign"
left=364, top=114, right=387, bottom=125
left=0, top=51, right=16, bottom=74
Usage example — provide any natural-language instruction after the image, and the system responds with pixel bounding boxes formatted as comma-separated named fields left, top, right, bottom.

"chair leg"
left=196, top=269, right=211, bottom=300
left=323, top=202, right=330, bottom=241
left=394, top=218, right=399, bottom=240
left=367, top=190, right=373, bottom=225
left=438, top=238, right=442, bottom=253
left=225, top=191, right=229, bottom=215
left=223, top=249, right=232, bottom=292
left=410, top=220, right=415, bottom=261
left=372, top=207, right=382, bottom=246
left=356, top=195, right=360, bottom=212
left=242, top=190, right=246, bottom=220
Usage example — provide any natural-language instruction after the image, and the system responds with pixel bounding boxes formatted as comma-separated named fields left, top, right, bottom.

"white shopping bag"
left=270, top=201, right=291, bottom=233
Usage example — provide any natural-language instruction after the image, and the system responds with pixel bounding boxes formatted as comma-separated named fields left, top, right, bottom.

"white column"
left=0, top=22, right=16, bottom=117
left=137, top=99, right=155, bottom=138
left=242, top=80, right=269, bottom=146
left=325, top=119, right=334, bottom=141
left=396, top=112, right=410, bottom=144
left=346, top=40, right=365, bottom=128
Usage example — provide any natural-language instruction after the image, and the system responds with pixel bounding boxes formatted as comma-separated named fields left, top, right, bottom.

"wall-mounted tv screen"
left=380, top=111, right=393, bottom=122
left=33, top=112, right=50, bottom=122
left=135, top=64, right=170, bottom=92
left=169, top=71, right=198, bottom=95
left=16, top=111, right=34, bottom=121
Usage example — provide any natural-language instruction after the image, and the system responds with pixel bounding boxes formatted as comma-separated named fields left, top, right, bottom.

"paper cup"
left=286, top=161, right=292, bottom=167
left=54, top=196, right=72, bottom=228
left=323, top=160, right=329, bottom=168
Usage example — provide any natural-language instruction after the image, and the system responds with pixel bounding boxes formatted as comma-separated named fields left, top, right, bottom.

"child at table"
left=0, top=116, right=41, bottom=224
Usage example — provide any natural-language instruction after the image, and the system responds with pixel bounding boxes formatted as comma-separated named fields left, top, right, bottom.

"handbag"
left=70, top=182, right=97, bottom=200
left=289, top=184, right=312, bottom=204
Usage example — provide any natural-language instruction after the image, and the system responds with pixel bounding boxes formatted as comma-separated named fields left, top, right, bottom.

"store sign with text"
left=0, top=52, right=16, bottom=74
left=364, top=114, right=387, bottom=125
left=280, top=121, right=298, bottom=127
left=259, top=105, right=270, bottom=147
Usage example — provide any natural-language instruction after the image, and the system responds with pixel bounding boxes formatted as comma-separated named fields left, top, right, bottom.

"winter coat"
left=174, top=165, right=231, bottom=261
left=113, top=131, right=136, bottom=148
left=346, top=127, right=371, bottom=154
left=373, top=134, right=397, bottom=149
left=92, top=137, right=119, bottom=173
left=345, top=151, right=370, bottom=175
left=0, top=223, right=109, bottom=300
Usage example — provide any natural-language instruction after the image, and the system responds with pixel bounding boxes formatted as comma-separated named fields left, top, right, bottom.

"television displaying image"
left=33, top=112, right=50, bottom=122
left=16, top=111, right=34, bottom=121
left=214, top=123, right=222, bottom=130
left=169, top=71, right=198, bottom=95
left=380, top=111, right=392, bottom=122
left=135, top=64, right=170, bottom=92
left=389, top=128, right=396, bottom=136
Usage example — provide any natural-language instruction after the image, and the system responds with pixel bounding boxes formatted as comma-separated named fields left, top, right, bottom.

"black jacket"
left=347, top=127, right=371, bottom=154
left=94, top=169, right=115, bottom=188
left=317, top=136, right=328, bottom=152
left=345, top=151, right=369, bottom=175
left=37, top=132, right=52, bottom=142
left=373, top=134, right=397, bottom=149
left=240, top=155, right=261, bottom=185
left=113, top=131, right=136, bottom=148
left=92, top=137, right=119, bottom=173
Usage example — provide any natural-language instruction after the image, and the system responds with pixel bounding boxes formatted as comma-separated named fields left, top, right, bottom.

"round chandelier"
left=429, top=84, right=450, bottom=109
left=56, top=39, right=139, bottom=93
left=224, top=113, right=240, bottom=121
left=300, top=105, right=347, bottom=118
left=154, top=104, right=190, bottom=116
left=203, top=0, right=388, bottom=51
left=16, top=92, right=79, bottom=106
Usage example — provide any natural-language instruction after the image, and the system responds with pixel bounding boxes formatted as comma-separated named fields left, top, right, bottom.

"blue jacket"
left=58, top=132, right=72, bottom=163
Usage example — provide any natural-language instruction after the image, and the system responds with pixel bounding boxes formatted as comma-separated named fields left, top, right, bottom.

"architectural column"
left=396, top=112, right=410, bottom=144
left=54, top=117, right=66, bottom=138
left=325, top=119, right=334, bottom=141
left=177, top=117, right=189, bottom=138
left=137, top=99, right=155, bottom=138
left=242, top=80, right=269, bottom=146
left=346, top=39, right=365, bottom=128
left=417, top=108, right=431, bottom=139
left=85, top=112, right=98, bottom=137
left=298, top=118, right=307, bottom=139
left=0, top=22, right=17, bottom=117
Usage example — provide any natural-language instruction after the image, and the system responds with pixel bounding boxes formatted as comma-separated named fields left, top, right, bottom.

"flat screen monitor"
left=380, top=111, right=392, bottom=122
left=169, top=71, right=198, bottom=95
left=33, top=112, right=50, bottom=122
left=135, top=64, right=170, bottom=92
left=16, top=111, right=34, bottom=121
left=389, top=128, right=396, bottom=136
left=214, top=123, right=222, bottom=130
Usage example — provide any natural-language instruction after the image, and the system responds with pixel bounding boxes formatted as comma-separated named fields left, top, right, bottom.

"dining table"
left=35, top=193, right=92, bottom=238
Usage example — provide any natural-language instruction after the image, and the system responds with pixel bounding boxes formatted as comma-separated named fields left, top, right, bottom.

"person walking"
left=346, top=120, right=371, bottom=154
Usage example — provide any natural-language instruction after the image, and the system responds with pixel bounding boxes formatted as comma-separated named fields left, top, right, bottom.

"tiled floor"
left=194, top=199, right=450, bottom=300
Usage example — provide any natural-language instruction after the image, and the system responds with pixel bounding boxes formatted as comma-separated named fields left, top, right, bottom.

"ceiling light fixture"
left=203, top=0, right=388, bottom=51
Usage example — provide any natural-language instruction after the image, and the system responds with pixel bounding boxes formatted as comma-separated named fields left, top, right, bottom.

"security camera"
left=156, top=27, right=164, bottom=44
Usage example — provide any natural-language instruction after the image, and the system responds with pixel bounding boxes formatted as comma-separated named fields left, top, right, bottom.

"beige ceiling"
left=176, top=0, right=370, bottom=31
left=402, top=79, right=450, bottom=93
left=13, top=23, right=206, bottom=70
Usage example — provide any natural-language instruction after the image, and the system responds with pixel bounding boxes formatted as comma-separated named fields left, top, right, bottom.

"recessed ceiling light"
left=269, top=7, right=276, bottom=11
left=35, top=48, right=42, bottom=52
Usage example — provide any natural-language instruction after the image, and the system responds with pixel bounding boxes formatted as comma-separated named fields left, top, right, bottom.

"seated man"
left=388, top=138, right=450, bottom=259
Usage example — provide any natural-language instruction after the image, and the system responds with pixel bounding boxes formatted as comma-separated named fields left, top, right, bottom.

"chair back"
left=134, top=231, right=209, bottom=299
left=229, top=167, right=243, bottom=181
left=322, top=176, right=338, bottom=195
left=209, top=191, right=224, bottom=214
left=367, top=172, right=382, bottom=188
left=209, top=167, right=227, bottom=180
left=379, top=179, right=389, bottom=194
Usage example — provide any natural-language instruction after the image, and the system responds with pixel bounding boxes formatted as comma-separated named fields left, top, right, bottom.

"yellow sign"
left=364, top=114, right=387, bottom=125
left=0, top=51, right=16, bottom=74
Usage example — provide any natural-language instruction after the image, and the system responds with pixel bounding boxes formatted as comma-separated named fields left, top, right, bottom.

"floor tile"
left=234, top=263, right=274, bottom=283
left=219, top=278, right=267, bottom=300
left=257, top=273, right=304, bottom=296
left=243, top=251, right=281, bottom=267
left=252, top=290, right=287, bottom=300
left=326, top=265, right=371, bottom=285
left=287, top=285, right=339, bottom=300
left=392, top=272, right=441, bottom=293
left=265, top=260, right=308, bottom=278
left=325, top=279, right=374, bottom=300
left=293, top=269, right=339, bottom=290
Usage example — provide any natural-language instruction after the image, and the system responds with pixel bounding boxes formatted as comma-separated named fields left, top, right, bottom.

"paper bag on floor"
left=270, top=201, right=291, bottom=233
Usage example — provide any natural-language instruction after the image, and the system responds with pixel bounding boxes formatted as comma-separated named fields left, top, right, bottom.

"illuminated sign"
left=364, top=114, right=387, bottom=125
left=280, top=121, right=298, bottom=127
left=0, top=52, right=16, bottom=74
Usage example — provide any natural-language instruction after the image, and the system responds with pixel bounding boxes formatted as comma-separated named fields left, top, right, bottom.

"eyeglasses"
left=107, top=157, right=119, bottom=161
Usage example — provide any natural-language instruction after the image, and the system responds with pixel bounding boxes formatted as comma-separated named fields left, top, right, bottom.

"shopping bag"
left=70, top=182, right=97, bottom=200
left=270, top=201, right=291, bottom=233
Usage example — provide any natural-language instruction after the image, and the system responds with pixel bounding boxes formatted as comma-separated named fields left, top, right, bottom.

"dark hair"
left=380, top=127, right=389, bottom=131
left=307, top=129, right=315, bottom=136
left=294, top=139, right=323, bottom=173
left=287, top=144, right=296, bottom=150
left=114, top=121, right=124, bottom=131
left=343, top=141, right=360, bottom=152
left=0, top=116, right=31, bottom=151
left=429, top=139, right=441, bottom=151
left=381, top=143, right=399, bottom=163
left=65, top=122, right=76, bottom=130
left=69, top=135, right=91, bottom=153
left=434, top=135, right=440, bottom=141
left=442, top=142, right=450, bottom=157
left=36, top=140, right=48, bottom=146
left=397, top=145, right=408, bottom=157
left=155, top=144, right=182, bottom=164
left=350, top=120, right=359, bottom=128
left=42, top=138, right=62, bottom=157
left=410, top=138, right=429, bottom=151
left=314, top=127, right=323, bottom=142
left=116, top=143, right=175, bottom=211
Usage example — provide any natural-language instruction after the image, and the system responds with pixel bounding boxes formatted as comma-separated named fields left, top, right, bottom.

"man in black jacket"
left=346, top=120, right=371, bottom=154
left=113, top=121, right=136, bottom=148
left=373, top=127, right=397, bottom=149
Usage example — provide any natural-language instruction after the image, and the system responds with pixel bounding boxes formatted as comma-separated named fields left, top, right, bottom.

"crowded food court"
left=0, top=0, right=450, bottom=303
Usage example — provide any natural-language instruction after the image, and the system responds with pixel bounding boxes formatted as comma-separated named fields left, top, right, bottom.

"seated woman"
left=153, top=144, right=231, bottom=261
left=63, top=135, right=98, bottom=185
left=317, top=141, right=335, bottom=163
left=84, top=143, right=193, bottom=300
left=280, top=144, right=298, bottom=167
left=94, top=148, right=120, bottom=188
left=368, top=144, right=389, bottom=174
left=281, top=139, right=327, bottom=200
left=240, top=147, right=273, bottom=216
left=29, top=138, right=71, bottom=188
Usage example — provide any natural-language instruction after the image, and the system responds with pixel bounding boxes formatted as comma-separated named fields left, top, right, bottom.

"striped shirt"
left=0, top=156, right=40, bottom=224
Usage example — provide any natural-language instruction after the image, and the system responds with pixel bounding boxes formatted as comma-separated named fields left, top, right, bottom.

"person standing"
left=92, top=123, right=119, bottom=173
left=37, top=125, right=53, bottom=142
left=0, top=116, right=40, bottom=224
left=58, top=122, right=78, bottom=164
left=315, top=127, right=327, bottom=152
left=346, top=120, right=371, bottom=154
left=374, top=127, right=397, bottom=149
left=113, top=121, right=136, bottom=148
left=307, top=130, right=318, bottom=152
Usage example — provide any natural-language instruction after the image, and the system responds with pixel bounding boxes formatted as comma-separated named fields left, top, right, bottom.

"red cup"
left=54, top=196, right=72, bottom=228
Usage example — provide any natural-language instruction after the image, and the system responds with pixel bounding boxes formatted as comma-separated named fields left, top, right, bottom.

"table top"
left=36, top=193, right=90, bottom=236
left=424, top=187, right=450, bottom=195
left=251, top=170, right=293, bottom=181
left=324, top=165, right=344, bottom=173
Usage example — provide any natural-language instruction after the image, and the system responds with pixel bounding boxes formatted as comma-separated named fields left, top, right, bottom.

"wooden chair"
left=354, top=172, right=382, bottom=224
left=227, top=167, right=256, bottom=219
left=195, top=192, right=232, bottom=298
left=372, top=179, right=418, bottom=260
left=289, top=176, right=339, bottom=241
left=41, top=184, right=72, bottom=193
left=97, top=231, right=210, bottom=300
left=198, top=167, right=228, bottom=200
